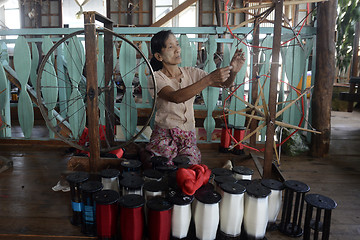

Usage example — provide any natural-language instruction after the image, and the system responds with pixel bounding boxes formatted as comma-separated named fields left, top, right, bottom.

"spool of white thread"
left=169, top=191, right=194, bottom=239
left=219, top=182, right=246, bottom=237
left=100, top=169, right=120, bottom=193
left=244, top=183, right=271, bottom=239
left=194, top=188, right=222, bottom=240
left=232, top=166, right=254, bottom=180
left=143, top=180, right=167, bottom=201
left=261, top=179, right=284, bottom=227
left=120, top=175, right=144, bottom=196
left=214, top=175, right=237, bottom=193
left=191, top=183, right=214, bottom=217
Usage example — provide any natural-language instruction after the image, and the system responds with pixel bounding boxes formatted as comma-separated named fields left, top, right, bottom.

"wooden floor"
left=0, top=111, right=359, bottom=239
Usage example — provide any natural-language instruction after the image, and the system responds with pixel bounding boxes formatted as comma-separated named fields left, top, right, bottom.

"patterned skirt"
left=145, top=125, right=201, bottom=165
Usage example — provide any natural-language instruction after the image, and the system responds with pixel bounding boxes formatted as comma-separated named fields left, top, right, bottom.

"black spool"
left=211, top=168, right=233, bottom=177
left=66, top=171, right=89, bottom=226
left=81, top=180, right=103, bottom=236
left=143, top=169, right=163, bottom=181
left=172, top=155, right=191, bottom=166
left=121, top=159, right=142, bottom=172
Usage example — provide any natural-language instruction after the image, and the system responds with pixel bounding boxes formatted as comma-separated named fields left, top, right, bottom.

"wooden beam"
left=264, top=0, right=283, bottom=179
left=150, top=0, right=197, bottom=27
left=310, top=0, right=337, bottom=157
left=84, top=12, right=101, bottom=173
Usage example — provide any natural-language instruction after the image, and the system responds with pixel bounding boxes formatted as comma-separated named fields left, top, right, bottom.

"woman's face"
left=158, top=34, right=182, bottom=66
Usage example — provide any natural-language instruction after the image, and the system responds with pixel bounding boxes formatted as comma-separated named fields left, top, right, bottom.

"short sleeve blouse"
left=151, top=67, right=207, bottom=131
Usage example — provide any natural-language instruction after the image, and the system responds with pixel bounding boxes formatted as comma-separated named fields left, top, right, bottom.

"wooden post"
left=84, top=12, right=100, bottom=173
left=250, top=18, right=260, bottom=147
left=263, top=0, right=283, bottom=178
left=311, top=0, right=337, bottom=157
left=348, top=21, right=360, bottom=112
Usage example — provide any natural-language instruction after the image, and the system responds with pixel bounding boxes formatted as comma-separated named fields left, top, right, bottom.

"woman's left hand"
left=230, top=48, right=246, bottom=73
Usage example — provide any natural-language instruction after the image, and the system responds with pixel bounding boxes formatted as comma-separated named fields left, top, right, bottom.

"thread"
left=80, top=181, right=103, bottom=236
left=66, top=171, right=89, bottom=226
left=233, top=126, right=246, bottom=155
left=100, top=169, right=120, bottom=193
left=220, top=124, right=233, bottom=152
left=147, top=196, right=173, bottom=240
left=94, top=190, right=120, bottom=239
left=261, top=179, right=284, bottom=224
left=194, top=189, right=222, bottom=240
left=232, top=166, right=254, bottom=180
left=169, top=191, right=194, bottom=239
left=120, top=175, right=144, bottom=196
left=119, top=194, right=145, bottom=240
left=243, top=183, right=271, bottom=239
left=219, top=182, right=246, bottom=237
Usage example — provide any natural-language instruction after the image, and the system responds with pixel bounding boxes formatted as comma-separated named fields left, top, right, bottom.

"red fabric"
left=176, top=164, right=211, bottom=195
left=76, top=125, right=123, bottom=158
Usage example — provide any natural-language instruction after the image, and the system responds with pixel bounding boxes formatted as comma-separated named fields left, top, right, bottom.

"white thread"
left=268, top=189, right=282, bottom=223
left=101, top=177, right=119, bottom=193
left=172, top=204, right=192, bottom=238
left=220, top=191, right=244, bottom=237
left=244, top=193, right=269, bottom=238
left=194, top=202, right=220, bottom=240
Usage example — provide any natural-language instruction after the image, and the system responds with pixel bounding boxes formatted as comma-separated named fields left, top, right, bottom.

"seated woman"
left=144, top=30, right=246, bottom=166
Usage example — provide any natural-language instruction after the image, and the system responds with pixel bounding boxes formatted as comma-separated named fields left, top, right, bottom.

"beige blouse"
left=151, top=67, right=208, bottom=131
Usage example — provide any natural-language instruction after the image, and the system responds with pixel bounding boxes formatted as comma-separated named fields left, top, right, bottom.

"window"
left=154, top=0, right=197, bottom=27
left=63, top=0, right=106, bottom=28
left=3, top=0, right=20, bottom=30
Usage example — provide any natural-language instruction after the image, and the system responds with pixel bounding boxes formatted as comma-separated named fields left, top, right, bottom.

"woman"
left=145, top=30, right=246, bottom=165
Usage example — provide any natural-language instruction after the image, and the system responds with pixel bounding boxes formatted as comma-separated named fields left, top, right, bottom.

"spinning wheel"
left=36, top=27, right=156, bottom=153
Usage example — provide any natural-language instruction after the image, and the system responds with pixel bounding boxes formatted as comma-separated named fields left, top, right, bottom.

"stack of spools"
left=66, top=161, right=289, bottom=240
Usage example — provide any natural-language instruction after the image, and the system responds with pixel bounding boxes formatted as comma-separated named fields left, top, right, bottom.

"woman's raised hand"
left=230, top=48, right=246, bottom=73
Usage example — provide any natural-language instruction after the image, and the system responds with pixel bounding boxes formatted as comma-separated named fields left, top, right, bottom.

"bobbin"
left=80, top=180, right=103, bottom=236
left=214, top=175, right=237, bottom=193
left=94, top=190, right=120, bottom=240
left=100, top=168, right=120, bottom=193
left=143, top=169, right=163, bottom=182
left=194, top=188, right=222, bottom=240
left=279, top=180, right=310, bottom=237
left=211, top=168, right=232, bottom=185
left=168, top=191, right=194, bottom=239
left=232, top=166, right=254, bottom=180
left=150, top=156, right=169, bottom=168
left=244, top=182, right=271, bottom=239
left=172, top=155, right=191, bottom=166
left=66, top=171, right=89, bottom=226
left=121, top=159, right=142, bottom=173
left=219, top=123, right=234, bottom=153
left=143, top=180, right=167, bottom=201
left=119, top=194, right=145, bottom=240
left=232, top=126, right=246, bottom=155
left=120, top=175, right=144, bottom=196
left=261, top=178, right=285, bottom=230
left=219, top=182, right=246, bottom=238
left=147, top=196, right=173, bottom=240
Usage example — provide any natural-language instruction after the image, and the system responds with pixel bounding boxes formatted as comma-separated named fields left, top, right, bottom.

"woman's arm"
left=158, top=49, right=246, bottom=103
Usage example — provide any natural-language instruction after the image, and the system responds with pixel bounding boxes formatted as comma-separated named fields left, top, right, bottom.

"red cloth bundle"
left=176, top=164, right=211, bottom=195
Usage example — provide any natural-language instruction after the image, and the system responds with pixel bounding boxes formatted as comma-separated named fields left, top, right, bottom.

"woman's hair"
left=150, top=30, right=173, bottom=71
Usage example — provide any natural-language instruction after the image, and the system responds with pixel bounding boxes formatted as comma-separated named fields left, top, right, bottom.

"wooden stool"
left=279, top=180, right=310, bottom=237
left=303, top=194, right=337, bottom=240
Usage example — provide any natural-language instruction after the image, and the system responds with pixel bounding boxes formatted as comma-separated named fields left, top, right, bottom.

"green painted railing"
left=0, top=26, right=316, bottom=144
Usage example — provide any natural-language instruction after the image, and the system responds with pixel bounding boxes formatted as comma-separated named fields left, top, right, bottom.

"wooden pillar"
left=310, top=0, right=337, bottom=157
left=84, top=12, right=100, bottom=173
left=263, top=0, right=283, bottom=178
